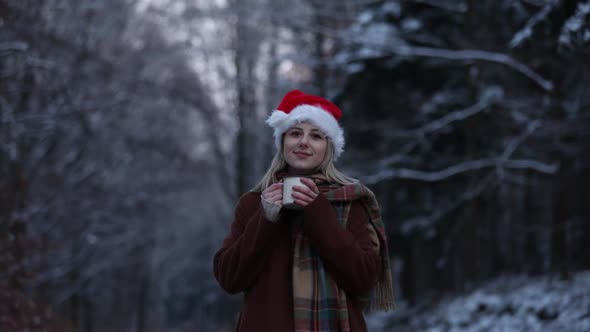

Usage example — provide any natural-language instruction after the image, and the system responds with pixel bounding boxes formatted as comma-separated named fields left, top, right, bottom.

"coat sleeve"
left=213, top=192, right=282, bottom=294
left=302, top=194, right=382, bottom=296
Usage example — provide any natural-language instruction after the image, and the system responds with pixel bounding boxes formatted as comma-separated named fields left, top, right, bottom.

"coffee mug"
left=282, top=176, right=307, bottom=210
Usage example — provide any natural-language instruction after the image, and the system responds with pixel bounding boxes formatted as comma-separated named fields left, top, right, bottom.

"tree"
left=333, top=0, right=590, bottom=303
left=1, top=0, right=231, bottom=330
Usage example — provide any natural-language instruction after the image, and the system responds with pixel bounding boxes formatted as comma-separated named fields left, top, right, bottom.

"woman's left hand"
left=291, top=178, right=320, bottom=207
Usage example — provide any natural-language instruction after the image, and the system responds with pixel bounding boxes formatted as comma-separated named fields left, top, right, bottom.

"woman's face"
left=283, top=122, right=328, bottom=175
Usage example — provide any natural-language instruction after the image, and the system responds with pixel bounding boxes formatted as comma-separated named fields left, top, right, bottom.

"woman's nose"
left=298, top=134, right=309, bottom=146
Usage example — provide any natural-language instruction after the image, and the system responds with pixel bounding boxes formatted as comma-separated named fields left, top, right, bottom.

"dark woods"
left=1, top=0, right=230, bottom=331
left=1, top=0, right=589, bottom=331
left=338, top=0, right=590, bottom=304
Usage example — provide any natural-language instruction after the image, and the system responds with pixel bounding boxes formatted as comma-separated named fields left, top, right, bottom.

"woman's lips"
left=294, top=152, right=311, bottom=157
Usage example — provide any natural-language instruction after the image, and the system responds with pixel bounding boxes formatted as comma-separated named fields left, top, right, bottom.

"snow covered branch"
left=365, top=159, right=496, bottom=183
left=409, top=0, right=467, bottom=13
left=400, top=172, right=495, bottom=234
left=0, top=41, right=28, bottom=54
left=558, top=1, right=590, bottom=49
left=411, top=92, right=497, bottom=136
left=341, top=39, right=554, bottom=90
left=394, top=45, right=554, bottom=91
left=363, top=118, right=558, bottom=184
left=372, top=89, right=503, bottom=170
left=364, top=157, right=557, bottom=184
left=510, top=2, right=556, bottom=48
left=500, top=119, right=541, bottom=160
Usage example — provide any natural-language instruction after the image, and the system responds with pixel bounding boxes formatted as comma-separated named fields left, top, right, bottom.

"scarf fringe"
left=366, top=281, right=396, bottom=312
left=322, top=181, right=396, bottom=312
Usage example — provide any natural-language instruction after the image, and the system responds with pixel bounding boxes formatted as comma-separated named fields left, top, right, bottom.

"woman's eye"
left=312, top=134, right=324, bottom=140
left=289, top=131, right=301, bottom=137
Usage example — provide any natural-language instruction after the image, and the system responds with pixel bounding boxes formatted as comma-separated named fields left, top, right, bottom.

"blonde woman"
left=214, top=90, right=394, bottom=332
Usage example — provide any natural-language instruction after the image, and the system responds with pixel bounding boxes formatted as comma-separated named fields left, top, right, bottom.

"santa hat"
left=266, top=90, right=345, bottom=159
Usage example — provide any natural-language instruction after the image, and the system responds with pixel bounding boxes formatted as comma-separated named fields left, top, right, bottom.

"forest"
left=1, top=0, right=589, bottom=331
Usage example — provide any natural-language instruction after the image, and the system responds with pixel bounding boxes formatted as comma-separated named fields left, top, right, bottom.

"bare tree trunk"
left=70, top=287, right=80, bottom=330
left=313, top=18, right=327, bottom=96
left=233, top=0, right=260, bottom=196
left=136, top=268, right=149, bottom=332
left=82, top=291, right=94, bottom=332
left=265, top=21, right=280, bottom=161
left=552, top=161, right=573, bottom=280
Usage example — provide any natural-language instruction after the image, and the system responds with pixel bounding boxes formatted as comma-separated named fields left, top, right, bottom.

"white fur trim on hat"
left=265, top=104, right=345, bottom=160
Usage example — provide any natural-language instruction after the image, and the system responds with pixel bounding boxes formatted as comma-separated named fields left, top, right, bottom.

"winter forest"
left=1, top=0, right=590, bottom=331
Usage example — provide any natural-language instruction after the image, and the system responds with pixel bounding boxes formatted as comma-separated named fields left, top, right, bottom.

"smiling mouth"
left=294, top=152, right=312, bottom=157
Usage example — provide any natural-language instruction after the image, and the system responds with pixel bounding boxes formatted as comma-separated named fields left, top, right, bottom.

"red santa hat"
left=266, top=90, right=345, bottom=160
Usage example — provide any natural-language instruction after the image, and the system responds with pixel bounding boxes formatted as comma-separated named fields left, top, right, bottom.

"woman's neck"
left=286, top=167, right=317, bottom=176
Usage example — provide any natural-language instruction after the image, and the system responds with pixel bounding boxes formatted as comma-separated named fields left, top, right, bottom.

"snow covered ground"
left=367, top=271, right=590, bottom=332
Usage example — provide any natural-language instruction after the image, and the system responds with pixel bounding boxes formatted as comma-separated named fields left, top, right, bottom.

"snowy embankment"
left=367, top=271, right=590, bottom=332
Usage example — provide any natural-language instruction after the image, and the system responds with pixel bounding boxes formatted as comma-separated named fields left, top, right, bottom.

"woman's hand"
left=261, top=183, right=283, bottom=206
left=261, top=183, right=283, bottom=221
left=291, top=178, right=320, bottom=207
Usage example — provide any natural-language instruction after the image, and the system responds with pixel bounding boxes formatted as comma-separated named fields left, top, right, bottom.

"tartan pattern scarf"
left=284, top=173, right=395, bottom=332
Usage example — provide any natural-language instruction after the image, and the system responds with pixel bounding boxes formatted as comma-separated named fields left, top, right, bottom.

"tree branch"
left=510, top=2, right=556, bottom=48
left=0, top=41, right=28, bottom=54
left=412, top=95, right=495, bottom=136
left=371, top=91, right=502, bottom=170
left=409, top=0, right=467, bottom=13
left=365, top=159, right=496, bottom=183
left=363, top=118, right=558, bottom=184
left=400, top=172, right=496, bottom=234
left=394, top=45, right=554, bottom=91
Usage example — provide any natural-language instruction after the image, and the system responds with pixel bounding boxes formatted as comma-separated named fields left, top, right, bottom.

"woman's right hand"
left=261, top=183, right=283, bottom=222
left=261, top=183, right=283, bottom=206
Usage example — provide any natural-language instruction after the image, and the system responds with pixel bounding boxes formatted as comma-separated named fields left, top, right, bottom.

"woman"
left=214, top=90, right=394, bottom=332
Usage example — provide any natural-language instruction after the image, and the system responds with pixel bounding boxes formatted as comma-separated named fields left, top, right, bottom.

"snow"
left=367, top=271, right=590, bottom=332
left=558, top=2, right=590, bottom=49
left=359, top=11, right=375, bottom=25
left=509, top=2, right=555, bottom=49
left=401, top=18, right=422, bottom=32
left=382, top=1, right=402, bottom=18
left=332, top=1, right=416, bottom=73
left=335, top=20, right=407, bottom=69
left=358, top=23, right=400, bottom=47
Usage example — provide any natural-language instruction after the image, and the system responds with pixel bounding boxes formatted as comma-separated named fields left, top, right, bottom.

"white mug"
left=282, top=176, right=307, bottom=210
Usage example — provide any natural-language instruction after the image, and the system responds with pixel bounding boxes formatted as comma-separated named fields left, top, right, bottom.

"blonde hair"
left=252, top=136, right=357, bottom=193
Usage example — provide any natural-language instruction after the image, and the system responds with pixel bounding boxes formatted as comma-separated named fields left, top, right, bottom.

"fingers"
left=263, top=183, right=282, bottom=196
left=299, top=178, right=319, bottom=193
left=292, top=184, right=318, bottom=197
left=291, top=179, right=319, bottom=206
left=266, top=191, right=282, bottom=203
left=267, top=183, right=283, bottom=192
left=291, top=192, right=314, bottom=205
left=262, top=179, right=320, bottom=208
left=291, top=186, right=315, bottom=199
left=262, top=183, right=283, bottom=204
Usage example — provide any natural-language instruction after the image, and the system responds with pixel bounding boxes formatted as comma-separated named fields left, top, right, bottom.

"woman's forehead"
left=289, top=121, right=322, bottom=131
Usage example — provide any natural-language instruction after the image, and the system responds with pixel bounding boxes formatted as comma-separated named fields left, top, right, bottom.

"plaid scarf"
left=284, top=174, right=395, bottom=332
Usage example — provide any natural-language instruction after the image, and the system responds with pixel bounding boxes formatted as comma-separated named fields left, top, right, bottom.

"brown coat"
left=213, top=191, right=381, bottom=331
